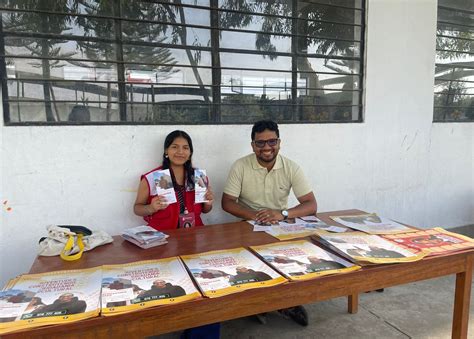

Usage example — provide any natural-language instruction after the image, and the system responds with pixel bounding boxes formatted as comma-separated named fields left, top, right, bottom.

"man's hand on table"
left=255, top=209, right=284, bottom=225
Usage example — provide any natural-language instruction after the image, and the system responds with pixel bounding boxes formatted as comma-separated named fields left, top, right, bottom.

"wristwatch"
left=281, top=210, right=289, bottom=220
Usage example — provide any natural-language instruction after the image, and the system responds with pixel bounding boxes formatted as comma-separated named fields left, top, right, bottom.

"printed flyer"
left=248, top=217, right=340, bottom=238
left=265, top=218, right=341, bottom=240
left=330, top=214, right=416, bottom=235
left=383, top=227, right=474, bottom=256
left=101, top=257, right=201, bottom=315
left=251, top=240, right=360, bottom=280
left=0, top=267, right=102, bottom=335
left=152, top=169, right=177, bottom=204
left=194, top=169, right=209, bottom=203
left=181, top=247, right=287, bottom=297
left=315, top=231, right=428, bottom=264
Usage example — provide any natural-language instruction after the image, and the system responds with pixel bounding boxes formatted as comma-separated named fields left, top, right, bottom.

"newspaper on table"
left=250, top=240, right=360, bottom=281
left=330, top=213, right=416, bottom=235
left=153, top=169, right=177, bottom=203
left=181, top=247, right=287, bottom=298
left=121, top=225, right=168, bottom=249
left=382, top=227, right=474, bottom=257
left=314, top=231, right=428, bottom=264
left=101, top=257, right=201, bottom=316
left=0, top=267, right=102, bottom=335
left=194, top=169, right=209, bottom=203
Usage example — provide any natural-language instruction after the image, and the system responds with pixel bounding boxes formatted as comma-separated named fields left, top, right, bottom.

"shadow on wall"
left=68, top=105, right=91, bottom=122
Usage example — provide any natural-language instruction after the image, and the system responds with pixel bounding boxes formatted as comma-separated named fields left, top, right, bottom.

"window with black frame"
left=435, top=0, right=474, bottom=122
left=0, top=0, right=364, bottom=125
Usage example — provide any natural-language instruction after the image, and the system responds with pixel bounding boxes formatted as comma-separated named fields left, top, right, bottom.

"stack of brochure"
left=382, top=227, right=474, bottom=257
left=314, top=231, right=428, bottom=265
left=0, top=268, right=102, bottom=335
left=251, top=240, right=360, bottom=281
left=101, top=258, right=201, bottom=315
left=121, top=226, right=168, bottom=249
left=181, top=247, right=286, bottom=298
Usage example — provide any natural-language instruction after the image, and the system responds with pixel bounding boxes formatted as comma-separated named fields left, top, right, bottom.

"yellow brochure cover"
left=382, top=227, right=474, bottom=256
left=0, top=267, right=102, bottom=335
left=2, top=276, right=21, bottom=291
left=101, top=257, right=201, bottom=316
left=251, top=240, right=360, bottom=280
left=315, top=231, right=428, bottom=264
left=181, top=247, right=287, bottom=298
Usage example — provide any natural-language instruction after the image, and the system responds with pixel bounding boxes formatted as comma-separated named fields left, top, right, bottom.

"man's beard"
left=256, top=151, right=277, bottom=163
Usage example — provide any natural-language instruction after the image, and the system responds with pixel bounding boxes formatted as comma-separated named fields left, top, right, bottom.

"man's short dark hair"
left=251, top=120, right=279, bottom=140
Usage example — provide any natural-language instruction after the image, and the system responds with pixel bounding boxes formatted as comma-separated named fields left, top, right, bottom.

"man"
left=138, top=279, right=186, bottom=300
left=228, top=266, right=272, bottom=286
left=364, top=246, right=405, bottom=259
left=222, top=120, right=317, bottom=326
left=31, top=293, right=87, bottom=315
left=305, top=256, right=344, bottom=273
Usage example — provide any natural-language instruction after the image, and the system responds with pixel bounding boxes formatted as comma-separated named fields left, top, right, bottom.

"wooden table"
left=5, top=210, right=473, bottom=338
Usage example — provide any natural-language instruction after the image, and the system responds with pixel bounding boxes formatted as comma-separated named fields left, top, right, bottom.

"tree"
left=253, top=0, right=361, bottom=120
left=435, top=1, right=474, bottom=120
left=73, top=0, right=178, bottom=121
left=3, top=0, right=75, bottom=121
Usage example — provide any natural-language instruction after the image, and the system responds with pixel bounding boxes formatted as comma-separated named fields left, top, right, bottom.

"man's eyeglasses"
left=253, top=138, right=279, bottom=148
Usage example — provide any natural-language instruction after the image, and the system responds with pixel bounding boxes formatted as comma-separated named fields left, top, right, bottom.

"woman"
left=134, top=130, right=213, bottom=230
left=133, top=130, right=220, bottom=338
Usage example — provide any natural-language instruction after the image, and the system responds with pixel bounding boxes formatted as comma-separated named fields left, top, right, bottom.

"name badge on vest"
left=178, top=210, right=195, bottom=228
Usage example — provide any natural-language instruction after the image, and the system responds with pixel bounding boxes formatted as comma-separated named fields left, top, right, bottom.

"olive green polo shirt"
left=223, top=153, right=313, bottom=211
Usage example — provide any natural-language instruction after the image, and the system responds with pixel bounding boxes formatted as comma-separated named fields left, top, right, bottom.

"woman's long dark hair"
left=162, top=130, right=195, bottom=190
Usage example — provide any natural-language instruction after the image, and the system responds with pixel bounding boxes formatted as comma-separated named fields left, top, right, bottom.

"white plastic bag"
left=38, top=225, right=113, bottom=261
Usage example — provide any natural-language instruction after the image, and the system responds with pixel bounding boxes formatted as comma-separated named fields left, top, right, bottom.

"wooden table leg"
left=452, top=255, right=473, bottom=339
left=348, top=293, right=358, bottom=314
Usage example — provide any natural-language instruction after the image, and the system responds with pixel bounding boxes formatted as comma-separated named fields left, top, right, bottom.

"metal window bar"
left=437, top=20, right=474, bottom=30
left=437, top=34, right=474, bottom=43
left=1, top=22, right=363, bottom=45
left=438, top=5, right=474, bottom=16
left=0, top=14, right=9, bottom=124
left=0, top=3, right=364, bottom=28
left=436, top=48, right=474, bottom=56
left=0, top=56, right=362, bottom=77
left=1, top=0, right=364, bottom=124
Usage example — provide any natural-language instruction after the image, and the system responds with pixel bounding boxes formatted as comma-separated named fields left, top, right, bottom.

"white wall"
left=1, top=0, right=473, bottom=287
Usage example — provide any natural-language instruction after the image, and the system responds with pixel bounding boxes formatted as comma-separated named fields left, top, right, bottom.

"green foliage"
left=3, top=0, right=76, bottom=121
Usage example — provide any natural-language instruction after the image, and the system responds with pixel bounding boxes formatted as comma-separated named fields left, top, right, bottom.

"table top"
left=29, top=209, right=364, bottom=274
left=17, top=209, right=474, bottom=339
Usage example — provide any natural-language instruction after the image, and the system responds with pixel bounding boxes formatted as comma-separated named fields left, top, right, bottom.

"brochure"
left=251, top=240, right=360, bottom=281
left=194, top=169, right=209, bottom=203
left=248, top=217, right=339, bottom=238
left=0, top=267, right=102, bottom=335
left=181, top=247, right=287, bottom=298
left=382, top=227, right=474, bottom=257
left=264, top=220, right=327, bottom=241
left=296, top=217, right=348, bottom=233
left=121, top=235, right=168, bottom=249
left=101, top=257, right=201, bottom=316
left=153, top=169, right=177, bottom=204
left=247, top=220, right=274, bottom=232
left=314, top=231, right=427, bottom=264
left=330, top=213, right=416, bottom=235
left=121, top=225, right=169, bottom=249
